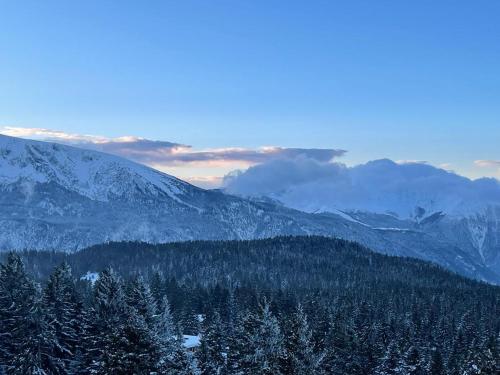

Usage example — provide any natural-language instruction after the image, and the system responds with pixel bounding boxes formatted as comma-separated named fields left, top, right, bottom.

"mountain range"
left=0, top=134, right=499, bottom=284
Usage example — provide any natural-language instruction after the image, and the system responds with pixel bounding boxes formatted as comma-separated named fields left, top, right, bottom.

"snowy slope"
left=0, top=134, right=190, bottom=203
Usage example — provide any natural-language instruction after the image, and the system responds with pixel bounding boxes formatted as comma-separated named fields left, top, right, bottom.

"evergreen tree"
left=285, top=304, right=324, bottom=375
left=157, top=297, right=192, bottom=373
left=43, top=262, right=82, bottom=372
left=125, top=276, right=157, bottom=328
left=81, top=268, right=128, bottom=375
left=0, top=253, right=61, bottom=375
left=245, top=302, right=285, bottom=375
left=197, top=312, right=227, bottom=375
left=428, top=348, right=446, bottom=375
left=374, top=340, right=399, bottom=375
left=107, top=307, right=162, bottom=374
left=395, top=345, right=425, bottom=375
left=150, top=271, right=166, bottom=306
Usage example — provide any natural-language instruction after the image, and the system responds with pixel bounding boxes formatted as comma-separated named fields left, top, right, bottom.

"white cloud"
left=0, top=126, right=346, bottom=188
left=475, top=160, right=500, bottom=168
left=224, top=157, right=500, bottom=217
left=0, top=126, right=345, bottom=166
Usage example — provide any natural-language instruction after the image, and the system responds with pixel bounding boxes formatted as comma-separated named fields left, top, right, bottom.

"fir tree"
left=395, top=345, right=425, bottom=375
left=285, top=304, right=324, bottom=375
left=0, top=253, right=61, bottom=374
left=374, top=340, right=399, bottom=375
left=245, top=302, right=286, bottom=375
left=43, top=262, right=82, bottom=372
left=197, top=312, right=227, bottom=375
left=428, top=348, right=446, bottom=375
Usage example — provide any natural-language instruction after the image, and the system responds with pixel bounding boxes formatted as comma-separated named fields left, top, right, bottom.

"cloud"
left=396, top=160, right=428, bottom=165
left=223, top=156, right=348, bottom=196
left=184, top=176, right=224, bottom=190
left=224, top=157, right=500, bottom=217
left=0, top=127, right=345, bottom=185
left=475, top=160, right=500, bottom=168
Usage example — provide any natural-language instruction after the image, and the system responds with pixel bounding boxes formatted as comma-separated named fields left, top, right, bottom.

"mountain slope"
left=0, top=134, right=498, bottom=283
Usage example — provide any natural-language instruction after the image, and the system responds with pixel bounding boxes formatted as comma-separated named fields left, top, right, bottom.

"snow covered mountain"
left=225, top=158, right=500, bottom=284
left=0, top=134, right=499, bottom=284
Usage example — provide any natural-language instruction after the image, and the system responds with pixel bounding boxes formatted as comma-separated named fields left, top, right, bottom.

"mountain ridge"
left=0, top=134, right=499, bottom=284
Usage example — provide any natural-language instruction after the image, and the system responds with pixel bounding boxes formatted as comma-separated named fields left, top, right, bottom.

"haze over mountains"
left=0, top=134, right=499, bottom=284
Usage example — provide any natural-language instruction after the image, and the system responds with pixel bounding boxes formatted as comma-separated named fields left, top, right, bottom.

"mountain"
left=0, top=134, right=499, bottom=283
left=225, top=157, right=500, bottom=283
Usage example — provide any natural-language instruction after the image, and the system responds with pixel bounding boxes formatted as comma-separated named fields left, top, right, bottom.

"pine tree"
left=0, top=253, right=62, bottom=375
left=374, top=340, right=399, bottom=375
left=322, top=311, right=350, bottom=374
left=150, top=271, right=166, bottom=306
left=157, top=296, right=187, bottom=372
left=169, top=336, right=200, bottom=375
left=226, top=309, right=252, bottom=375
left=43, top=262, right=82, bottom=372
left=244, top=302, right=286, bottom=375
left=428, top=347, right=446, bottom=375
left=79, top=267, right=132, bottom=374
left=395, top=345, right=425, bottom=375
left=285, top=304, right=324, bottom=375
left=109, top=306, right=162, bottom=374
left=125, top=276, right=157, bottom=329
left=197, top=312, right=227, bottom=375
left=348, top=301, right=375, bottom=374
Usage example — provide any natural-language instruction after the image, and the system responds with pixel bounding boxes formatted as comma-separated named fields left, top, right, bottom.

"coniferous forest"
left=1, top=236, right=499, bottom=374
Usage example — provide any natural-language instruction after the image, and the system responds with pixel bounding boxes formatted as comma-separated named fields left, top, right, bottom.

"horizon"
left=1, top=130, right=499, bottom=191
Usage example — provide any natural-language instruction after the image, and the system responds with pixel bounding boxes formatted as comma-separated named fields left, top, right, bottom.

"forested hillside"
left=1, top=236, right=499, bottom=374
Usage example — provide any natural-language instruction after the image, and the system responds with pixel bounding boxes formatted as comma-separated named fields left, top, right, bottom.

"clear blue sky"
left=1, top=0, right=499, bottom=178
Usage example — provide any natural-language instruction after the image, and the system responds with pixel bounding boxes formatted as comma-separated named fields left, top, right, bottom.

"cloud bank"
left=3, top=126, right=497, bottom=212
left=224, top=157, right=500, bottom=217
left=0, top=126, right=344, bottom=167
left=475, top=160, right=500, bottom=168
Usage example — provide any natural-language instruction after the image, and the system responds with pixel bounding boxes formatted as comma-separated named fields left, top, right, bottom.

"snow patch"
left=182, top=335, right=201, bottom=349
left=80, top=271, right=99, bottom=284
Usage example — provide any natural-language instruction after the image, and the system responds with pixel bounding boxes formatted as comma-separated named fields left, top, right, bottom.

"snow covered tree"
left=80, top=268, right=128, bottom=375
left=125, top=275, right=157, bottom=328
left=43, top=262, right=82, bottom=371
left=150, top=271, right=166, bottom=306
left=109, top=306, right=163, bottom=374
left=395, top=345, right=425, bottom=375
left=428, top=347, right=446, bottom=375
left=169, top=334, right=200, bottom=375
left=156, top=296, right=194, bottom=373
left=322, top=311, right=351, bottom=374
left=284, top=304, right=324, bottom=375
left=240, top=302, right=286, bottom=375
left=374, top=340, right=399, bottom=375
left=0, top=253, right=62, bottom=374
left=197, top=312, right=227, bottom=375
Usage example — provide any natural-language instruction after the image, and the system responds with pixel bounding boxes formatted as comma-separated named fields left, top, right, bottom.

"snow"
left=182, top=335, right=201, bottom=349
left=80, top=272, right=99, bottom=285
left=373, top=227, right=412, bottom=232
left=329, top=209, right=370, bottom=227
left=0, top=134, right=190, bottom=204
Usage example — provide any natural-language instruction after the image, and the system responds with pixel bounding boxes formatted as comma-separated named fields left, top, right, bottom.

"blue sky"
left=1, top=0, right=499, bottom=183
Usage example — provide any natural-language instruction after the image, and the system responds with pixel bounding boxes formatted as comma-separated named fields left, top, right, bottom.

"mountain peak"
left=0, top=134, right=188, bottom=202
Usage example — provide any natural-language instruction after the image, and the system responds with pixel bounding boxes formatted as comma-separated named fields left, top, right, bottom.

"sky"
left=1, top=0, right=499, bottom=186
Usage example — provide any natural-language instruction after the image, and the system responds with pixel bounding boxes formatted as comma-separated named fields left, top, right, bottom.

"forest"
left=1, top=236, right=499, bottom=374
